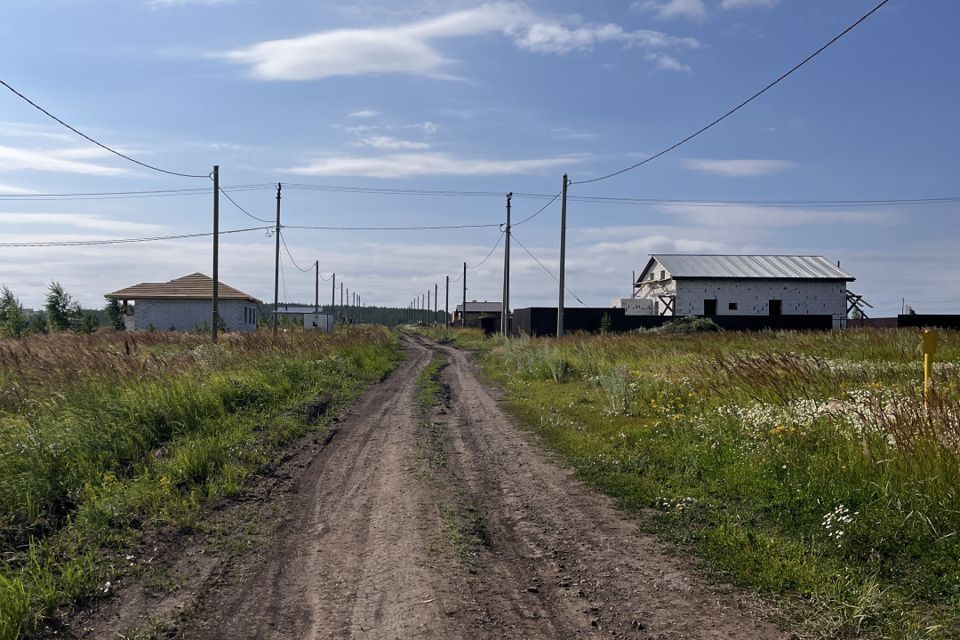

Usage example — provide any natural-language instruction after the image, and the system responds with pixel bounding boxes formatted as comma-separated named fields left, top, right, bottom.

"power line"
left=0, top=185, right=274, bottom=201
left=513, top=192, right=561, bottom=227
left=279, top=230, right=314, bottom=273
left=285, top=222, right=501, bottom=231
left=511, top=232, right=586, bottom=306
left=0, top=226, right=270, bottom=248
left=466, top=231, right=505, bottom=270
left=219, top=187, right=274, bottom=223
left=0, top=78, right=211, bottom=179
left=574, top=0, right=892, bottom=186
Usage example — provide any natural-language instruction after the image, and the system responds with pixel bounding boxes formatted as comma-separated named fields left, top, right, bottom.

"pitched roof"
left=106, top=273, right=261, bottom=302
left=455, top=301, right=502, bottom=313
left=645, top=255, right=854, bottom=281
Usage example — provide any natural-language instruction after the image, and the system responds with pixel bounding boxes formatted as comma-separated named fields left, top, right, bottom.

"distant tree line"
left=0, top=282, right=125, bottom=338
left=262, top=303, right=449, bottom=328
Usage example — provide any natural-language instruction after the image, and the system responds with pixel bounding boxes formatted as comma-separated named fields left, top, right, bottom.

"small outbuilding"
left=633, top=254, right=855, bottom=329
left=106, top=273, right=260, bottom=332
left=453, top=301, right=502, bottom=329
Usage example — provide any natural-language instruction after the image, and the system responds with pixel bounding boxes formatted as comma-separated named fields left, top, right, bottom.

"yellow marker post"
left=922, top=330, right=938, bottom=406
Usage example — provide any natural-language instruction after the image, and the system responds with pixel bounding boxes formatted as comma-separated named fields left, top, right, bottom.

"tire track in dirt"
left=172, top=334, right=786, bottom=639
left=426, top=336, right=787, bottom=640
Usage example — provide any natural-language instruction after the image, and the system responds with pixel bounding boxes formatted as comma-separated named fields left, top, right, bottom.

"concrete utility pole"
left=331, top=273, right=336, bottom=316
left=427, top=289, right=431, bottom=325
left=462, top=262, right=467, bottom=328
left=501, top=192, right=512, bottom=337
left=434, top=283, right=438, bottom=325
left=314, top=261, right=319, bottom=315
left=212, top=165, right=220, bottom=342
left=557, top=174, right=569, bottom=338
left=272, top=182, right=282, bottom=336
left=445, top=275, right=450, bottom=327
left=346, top=288, right=350, bottom=322
left=340, top=282, right=344, bottom=319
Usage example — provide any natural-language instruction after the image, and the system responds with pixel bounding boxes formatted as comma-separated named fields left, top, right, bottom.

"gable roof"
left=642, top=255, right=854, bottom=281
left=106, top=273, right=261, bottom=303
left=455, top=301, right=502, bottom=313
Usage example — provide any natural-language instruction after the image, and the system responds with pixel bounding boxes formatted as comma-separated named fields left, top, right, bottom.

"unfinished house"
left=633, top=255, right=855, bottom=329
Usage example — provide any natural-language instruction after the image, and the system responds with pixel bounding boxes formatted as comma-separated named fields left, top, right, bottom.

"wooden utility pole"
left=445, top=275, right=450, bottom=327
left=212, top=165, right=220, bottom=342
left=557, top=174, right=568, bottom=338
left=462, top=262, right=467, bottom=328
left=502, top=192, right=512, bottom=337
left=272, top=182, right=282, bottom=336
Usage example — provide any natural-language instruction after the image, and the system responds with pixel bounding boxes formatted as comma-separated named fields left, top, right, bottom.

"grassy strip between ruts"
left=0, top=326, right=401, bottom=640
left=422, top=326, right=960, bottom=640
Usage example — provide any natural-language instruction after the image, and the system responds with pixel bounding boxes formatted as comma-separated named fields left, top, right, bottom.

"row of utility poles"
left=210, top=167, right=574, bottom=342
left=209, top=168, right=366, bottom=341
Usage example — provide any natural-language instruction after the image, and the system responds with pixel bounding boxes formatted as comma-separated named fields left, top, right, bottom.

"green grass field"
left=420, top=325, right=960, bottom=639
left=0, top=327, right=401, bottom=640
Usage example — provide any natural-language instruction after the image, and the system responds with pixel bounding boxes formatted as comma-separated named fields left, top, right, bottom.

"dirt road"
left=181, top=335, right=785, bottom=639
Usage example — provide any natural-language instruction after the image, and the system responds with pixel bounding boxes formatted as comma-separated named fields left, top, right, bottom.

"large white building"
left=632, top=255, right=855, bottom=328
left=106, top=273, right=260, bottom=332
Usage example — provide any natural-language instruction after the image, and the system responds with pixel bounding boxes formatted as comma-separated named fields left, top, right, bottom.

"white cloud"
left=660, top=203, right=895, bottom=228
left=282, top=152, right=583, bottom=178
left=149, top=0, right=238, bottom=6
left=355, top=135, right=431, bottom=150
left=634, top=0, right=708, bottom=22
left=683, top=158, right=793, bottom=177
left=720, top=0, right=779, bottom=9
left=0, top=213, right=163, bottom=233
left=0, top=183, right=36, bottom=195
left=222, top=3, right=699, bottom=80
left=0, top=145, right=127, bottom=176
left=646, top=52, right=692, bottom=73
left=348, top=110, right=381, bottom=119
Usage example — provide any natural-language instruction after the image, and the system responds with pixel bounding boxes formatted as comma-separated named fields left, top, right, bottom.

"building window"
left=728, top=302, right=738, bottom=311
left=660, top=270, right=666, bottom=280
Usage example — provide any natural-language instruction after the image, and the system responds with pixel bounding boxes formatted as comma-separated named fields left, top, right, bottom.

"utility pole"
left=434, top=284, right=438, bottom=325
left=346, top=287, right=350, bottom=322
left=502, top=192, right=512, bottom=337
left=272, top=182, right=282, bottom=336
left=557, top=174, right=569, bottom=338
left=462, top=262, right=467, bottom=328
left=314, top=261, right=319, bottom=315
left=445, top=275, right=450, bottom=327
left=632, top=270, right=636, bottom=299
left=211, top=165, right=220, bottom=342
left=331, top=273, right=336, bottom=316
left=340, top=282, right=344, bottom=319
left=427, top=289, right=431, bottom=325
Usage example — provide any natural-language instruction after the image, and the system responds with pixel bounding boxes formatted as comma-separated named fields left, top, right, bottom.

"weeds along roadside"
left=439, top=327, right=960, bottom=639
left=0, top=326, right=401, bottom=640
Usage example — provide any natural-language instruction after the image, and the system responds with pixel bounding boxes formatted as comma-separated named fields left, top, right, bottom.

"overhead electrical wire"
left=279, top=230, right=314, bottom=273
left=511, top=232, right=586, bottom=306
left=0, top=226, right=270, bottom=248
left=512, top=192, right=562, bottom=227
left=0, top=78, right=211, bottom=179
left=465, top=231, right=506, bottom=270
left=573, top=0, right=892, bottom=186
left=285, top=222, right=501, bottom=231
left=219, top=187, right=274, bottom=224
left=0, top=185, right=274, bottom=201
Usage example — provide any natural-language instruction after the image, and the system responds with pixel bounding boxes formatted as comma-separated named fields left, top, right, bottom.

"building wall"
left=674, top=279, right=848, bottom=328
left=133, top=299, right=258, bottom=332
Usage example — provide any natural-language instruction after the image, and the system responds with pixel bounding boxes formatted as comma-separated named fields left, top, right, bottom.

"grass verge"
left=453, top=328, right=959, bottom=639
left=0, top=327, right=401, bottom=640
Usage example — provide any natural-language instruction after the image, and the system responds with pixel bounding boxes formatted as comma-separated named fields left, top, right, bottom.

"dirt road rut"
left=185, top=335, right=785, bottom=639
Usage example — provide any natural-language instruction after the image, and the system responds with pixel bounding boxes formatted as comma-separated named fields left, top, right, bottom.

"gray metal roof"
left=273, top=306, right=331, bottom=315
left=648, top=255, right=854, bottom=281
left=455, top=301, right=502, bottom=313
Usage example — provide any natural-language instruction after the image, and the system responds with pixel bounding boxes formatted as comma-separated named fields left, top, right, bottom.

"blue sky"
left=0, top=0, right=957, bottom=315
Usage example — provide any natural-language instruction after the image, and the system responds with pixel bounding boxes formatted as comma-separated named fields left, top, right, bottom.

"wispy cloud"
left=149, top=0, right=238, bottom=7
left=348, top=110, right=381, bottom=119
left=0, top=182, right=36, bottom=195
left=0, top=145, right=127, bottom=176
left=354, top=135, right=431, bottom=150
left=634, top=0, right=708, bottom=22
left=683, top=158, right=793, bottom=177
left=720, top=0, right=780, bottom=9
left=282, top=152, right=584, bottom=178
left=0, top=213, right=163, bottom=233
left=646, top=52, right=692, bottom=73
left=660, top=203, right=895, bottom=228
left=222, top=3, right=699, bottom=80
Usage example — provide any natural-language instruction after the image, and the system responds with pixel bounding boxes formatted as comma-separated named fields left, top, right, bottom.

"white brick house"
left=106, top=273, right=260, bottom=332
left=633, top=255, right=855, bottom=329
